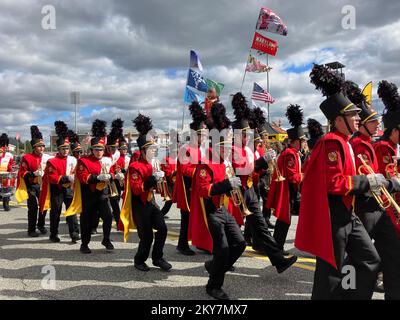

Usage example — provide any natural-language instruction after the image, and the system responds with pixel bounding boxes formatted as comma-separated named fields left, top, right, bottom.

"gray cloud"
left=0, top=0, right=399, bottom=141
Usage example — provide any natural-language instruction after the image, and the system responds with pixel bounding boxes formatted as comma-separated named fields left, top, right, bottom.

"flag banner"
left=187, top=68, right=208, bottom=92
left=190, top=50, right=203, bottom=71
left=251, top=82, right=275, bottom=103
left=184, top=86, right=205, bottom=104
left=251, top=32, right=278, bottom=56
left=256, top=7, right=288, bottom=36
left=362, top=81, right=372, bottom=105
left=245, top=53, right=272, bottom=73
left=206, top=78, right=224, bottom=96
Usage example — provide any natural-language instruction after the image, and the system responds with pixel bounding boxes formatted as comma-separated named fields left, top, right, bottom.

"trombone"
left=270, top=157, right=285, bottom=182
left=152, top=159, right=171, bottom=202
left=225, top=163, right=252, bottom=217
left=357, top=154, right=400, bottom=224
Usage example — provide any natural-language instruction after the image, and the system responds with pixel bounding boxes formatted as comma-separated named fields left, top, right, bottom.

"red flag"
left=251, top=32, right=278, bottom=56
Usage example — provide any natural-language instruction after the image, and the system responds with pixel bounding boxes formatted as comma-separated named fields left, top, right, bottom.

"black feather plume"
left=210, top=103, right=231, bottom=131
left=68, top=130, right=79, bottom=143
left=91, top=119, right=107, bottom=138
left=343, top=81, right=365, bottom=105
left=30, top=125, right=43, bottom=140
left=54, top=121, right=68, bottom=139
left=189, top=101, right=207, bottom=124
left=310, top=64, right=345, bottom=97
left=286, top=104, right=304, bottom=127
left=232, top=92, right=251, bottom=121
left=133, top=114, right=153, bottom=136
left=307, top=119, right=324, bottom=140
left=253, top=107, right=267, bottom=128
left=109, top=118, right=124, bottom=140
left=378, top=80, right=400, bottom=113
left=0, top=133, right=9, bottom=147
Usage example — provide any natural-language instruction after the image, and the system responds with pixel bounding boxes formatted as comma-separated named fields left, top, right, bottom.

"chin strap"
left=341, top=115, right=354, bottom=135
left=362, top=123, right=373, bottom=137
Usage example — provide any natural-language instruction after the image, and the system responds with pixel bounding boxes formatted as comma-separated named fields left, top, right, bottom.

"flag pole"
left=240, top=49, right=251, bottom=92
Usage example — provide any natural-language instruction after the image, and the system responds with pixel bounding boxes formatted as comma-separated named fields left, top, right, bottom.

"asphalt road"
left=0, top=196, right=384, bottom=300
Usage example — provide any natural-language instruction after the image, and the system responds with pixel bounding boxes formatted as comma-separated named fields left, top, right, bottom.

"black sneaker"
left=204, top=260, right=212, bottom=273
left=276, top=255, right=298, bottom=274
left=206, top=287, right=230, bottom=300
left=134, top=262, right=150, bottom=272
left=28, top=230, right=39, bottom=237
left=153, top=258, right=172, bottom=271
left=80, top=245, right=91, bottom=254
left=177, top=246, right=196, bottom=256
left=49, top=235, right=60, bottom=243
left=71, top=233, right=81, bottom=243
left=38, top=227, right=47, bottom=235
left=101, top=240, right=114, bottom=251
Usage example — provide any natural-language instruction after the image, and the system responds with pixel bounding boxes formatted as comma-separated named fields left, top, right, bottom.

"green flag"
left=206, top=78, right=224, bottom=96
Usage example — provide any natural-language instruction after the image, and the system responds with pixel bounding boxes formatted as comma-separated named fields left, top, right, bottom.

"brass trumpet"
left=225, top=164, right=252, bottom=217
left=357, top=154, right=400, bottom=224
left=270, top=158, right=285, bottom=182
left=153, top=159, right=171, bottom=202
left=101, top=163, right=119, bottom=198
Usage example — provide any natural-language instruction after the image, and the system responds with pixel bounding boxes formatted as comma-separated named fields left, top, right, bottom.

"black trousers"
left=110, top=196, right=121, bottom=225
left=80, top=190, right=113, bottom=246
left=244, top=186, right=287, bottom=266
left=206, top=208, right=246, bottom=290
left=177, top=210, right=190, bottom=249
left=27, top=184, right=46, bottom=232
left=49, top=186, right=79, bottom=238
left=161, top=200, right=173, bottom=216
left=133, top=198, right=167, bottom=264
left=358, top=209, right=400, bottom=300
left=312, top=214, right=381, bottom=300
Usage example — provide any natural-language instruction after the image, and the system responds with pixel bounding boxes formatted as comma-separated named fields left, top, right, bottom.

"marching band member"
left=160, top=136, right=178, bottom=217
left=347, top=80, right=400, bottom=299
left=374, top=80, right=400, bottom=237
left=296, top=64, right=381, bottom=299
left=268, top=104, right=305, bottom=254
left=39, top=121, right=80, bottom=243
left=191, top=102, right=245, bottom=300
left=0, top=133, right=14, bottom=211
left=66, top=119, right=115, bottom=254
left=173, top=101, right=206, bottom=255
left=126, top=114, right=171, bottom=272
left=106, top=119, right=125, bottom=226
left=16, top=126, right=51, bottom=237
left=230, top=92, right=298, bottom=272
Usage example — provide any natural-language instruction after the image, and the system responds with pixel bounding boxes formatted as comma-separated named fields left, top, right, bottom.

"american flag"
left=251, top=82, right=275, bottom=103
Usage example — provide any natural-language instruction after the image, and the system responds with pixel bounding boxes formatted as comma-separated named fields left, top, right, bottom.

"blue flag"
left=190, top=50, right=203, bottom=71
left=184, top=86, right=205, bottom=104
left=187, top=68, right=208, bottom=93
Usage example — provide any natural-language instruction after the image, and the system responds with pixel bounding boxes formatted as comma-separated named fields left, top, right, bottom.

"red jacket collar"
left=333, top=130, right=351, bottom=142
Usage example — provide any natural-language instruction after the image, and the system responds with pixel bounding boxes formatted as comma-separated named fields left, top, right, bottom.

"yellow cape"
left=15, top=176, right=29, bottom=203
left=65, top=178, right=82, bottom=217
left=120, top=172, right=136, bottom=242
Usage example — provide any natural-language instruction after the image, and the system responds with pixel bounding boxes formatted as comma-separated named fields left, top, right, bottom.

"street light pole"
left=70, top=91, right=80, bottom=133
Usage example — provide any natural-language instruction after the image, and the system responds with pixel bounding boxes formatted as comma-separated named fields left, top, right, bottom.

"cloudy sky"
left=1, top=0, right=399, bottom=142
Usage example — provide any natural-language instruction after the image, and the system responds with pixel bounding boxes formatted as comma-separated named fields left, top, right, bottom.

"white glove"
left=33, top=170, right=44, bottom=177
left=115, top=172, right=125, bottom=181
left=263, top=149, right=277, bottom=162
left=153, top=171, right=165, bottom=182
left=98, top=173, right=111, bottom=182
left=228, top=176, right=242, bottom=189
left=68, top=175, right=75, bottom=183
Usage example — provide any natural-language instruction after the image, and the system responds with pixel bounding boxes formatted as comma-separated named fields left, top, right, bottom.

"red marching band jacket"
left=76, top=155, right=115, bottom=192
left=0, top=151, right=14, bottom=173
left=266, top=147, right=302, bottom=225
left=373, top=138, right=400, bottom=236
left=173, top=144, right=201, bottom=212
left=189, top=160, right=229, bottom=253
left=129, top=157, right=155, bottom=204
left=295, top=131, right=360, bottom=269
left=39, top=155, right=76, bottom=212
